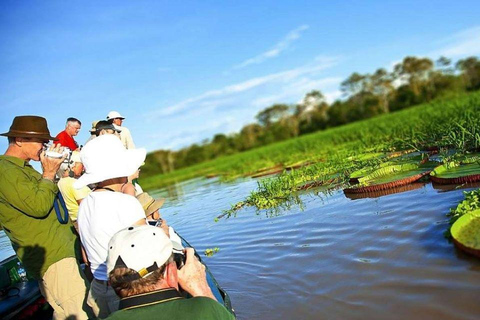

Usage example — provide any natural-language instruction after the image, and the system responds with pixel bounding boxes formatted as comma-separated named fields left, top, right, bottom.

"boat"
left=0, top=255, right=51, bottom=319
left=0, top=234, right=235, bottom=319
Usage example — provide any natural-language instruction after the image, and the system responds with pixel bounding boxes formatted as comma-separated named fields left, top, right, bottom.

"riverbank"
left=142, top=91, right=480, bottom=191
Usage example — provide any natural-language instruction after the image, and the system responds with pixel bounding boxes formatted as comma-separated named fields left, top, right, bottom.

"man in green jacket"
left=0, top=115, right=93, bottom=319
left=106, top=225, right=235, bottom=320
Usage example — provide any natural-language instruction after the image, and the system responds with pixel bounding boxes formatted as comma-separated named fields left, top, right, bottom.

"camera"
left=174, top=252, right=186, bottom=270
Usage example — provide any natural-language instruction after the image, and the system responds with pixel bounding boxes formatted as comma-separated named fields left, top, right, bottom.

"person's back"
left=78, top=191, right=145, bottom=279
left=107, top=294, right=234, bottom=320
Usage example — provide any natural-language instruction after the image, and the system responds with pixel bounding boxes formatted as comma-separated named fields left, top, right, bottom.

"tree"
left=456, top=56, right=480, bottom=90
left=370, top=68, right=394, bottom=113
left=256, top=104, right=291, bottom=127
left=394, top=56, right=434, bottom=98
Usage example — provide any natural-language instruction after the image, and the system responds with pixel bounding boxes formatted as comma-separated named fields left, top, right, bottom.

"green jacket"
left=107, top=288, right=236, bottom=320
left=0, top=155, right=78, bottom=279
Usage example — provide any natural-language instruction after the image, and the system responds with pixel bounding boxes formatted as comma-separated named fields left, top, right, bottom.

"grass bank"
left=141, top=91, right=480, bottom=192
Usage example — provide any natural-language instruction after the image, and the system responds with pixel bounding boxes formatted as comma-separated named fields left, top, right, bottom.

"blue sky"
left=1, top=1, right=480, bottom=154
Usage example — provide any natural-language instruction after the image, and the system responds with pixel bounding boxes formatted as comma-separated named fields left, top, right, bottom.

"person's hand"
left=40, top=144, right=67, bottom=181
left=177, top=248, right=216, bottom=301
left=159, top=219, right=170, bottom=237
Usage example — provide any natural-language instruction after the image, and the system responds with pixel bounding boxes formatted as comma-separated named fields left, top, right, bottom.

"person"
left=95, top=120, right=122, bottom=137
left=57, top=151, right=91, bottom=230
left=136, top=192, right=169, bottom=234
left=85, top=120, right=99, bottom=145
left=105, top=225, right=235, bottom=319
left=0, top=115, right=93, bottom=319
left=106, top=111, right=135, bottom=149
left=121, top=168, right=143, bottom=196
left=75, top=134, right=147, bottom=318
left=55, top=117, right=81, bottom=151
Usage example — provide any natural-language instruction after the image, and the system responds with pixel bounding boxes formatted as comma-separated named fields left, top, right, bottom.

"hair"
left=66, top=117, right=81, bottom=126
left=8, top=137, right=16, bottom=144
left=109, top=255, right=174, bottom=298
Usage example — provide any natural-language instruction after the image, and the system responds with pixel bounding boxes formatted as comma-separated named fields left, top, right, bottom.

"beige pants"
left=87, top=278, right=120, bottom=318
left=38, top=257, right=94, bottom=320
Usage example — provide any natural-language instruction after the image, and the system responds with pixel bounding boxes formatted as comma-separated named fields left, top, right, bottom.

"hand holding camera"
left=177, top=248, right=216, bottom=301
left=41, top=144, right=69, bottom=181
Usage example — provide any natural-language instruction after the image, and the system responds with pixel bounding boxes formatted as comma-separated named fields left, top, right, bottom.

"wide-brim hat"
left=1, top=115, right=57, bottom=141
left=106, top=111, right=125, bottom=120
left=136, top=192, right=165, bottom=217
left=107, top=225, right=173, bottom=277
left=74, top=134, right=146, bottom=189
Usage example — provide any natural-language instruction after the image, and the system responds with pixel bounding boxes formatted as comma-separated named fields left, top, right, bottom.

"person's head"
left=107, top=225, right=175, bottom=298
left=73, top=134, right=146, bottom=189
left=65, top=117, right=81, bottom=137
left=1, top=116, right=56, bottom=161
left=106, top=111, right=125, bottom=127
left=136, top=192, right=165, bottom=221
left=56, top=151, right=83, bottom=179
left=95, top=120, right=121, bottom=137
left=89, top=120, right=100, bottom=135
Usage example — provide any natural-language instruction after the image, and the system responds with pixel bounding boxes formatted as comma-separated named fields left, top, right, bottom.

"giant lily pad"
left=344, top=162, right=438, bottom=194
left=430, top=161, right=480, bottom=184
left=451, top=209, right=480, bottom=257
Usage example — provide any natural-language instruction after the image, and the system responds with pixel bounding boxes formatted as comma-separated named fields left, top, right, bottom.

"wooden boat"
left=0, top=234, right=235, bottom=319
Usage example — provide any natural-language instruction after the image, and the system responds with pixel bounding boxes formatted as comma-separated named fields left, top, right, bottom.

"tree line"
left=142, top=55, right=480, bottom=177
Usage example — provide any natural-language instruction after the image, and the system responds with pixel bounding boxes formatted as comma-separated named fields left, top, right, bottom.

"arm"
left=1, top=150, right=65, bottom=218
left=123, top=128, right=135, bottom=149
left=177, top=248, right=216, bottom=301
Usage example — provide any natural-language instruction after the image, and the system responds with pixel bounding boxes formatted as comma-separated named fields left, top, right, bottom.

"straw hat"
left=74, top=134, right=146, bottom=188
left=89, top=121, right=100, bottom=133
left=1, top=115, right=56, bottom=140
left=136, top=193, right=165, bottom=217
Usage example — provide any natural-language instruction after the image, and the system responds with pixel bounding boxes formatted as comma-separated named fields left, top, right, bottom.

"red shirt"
left=55, top=130, right=79, bottom=150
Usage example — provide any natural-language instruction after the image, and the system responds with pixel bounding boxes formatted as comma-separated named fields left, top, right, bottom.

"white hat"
left=70, top=151, right=82, bottom=163
left=106, top=225, right=173, bottom=277
left=74, top=134, right=146, bottom=188
left=106, top=111, right=125, bottom=120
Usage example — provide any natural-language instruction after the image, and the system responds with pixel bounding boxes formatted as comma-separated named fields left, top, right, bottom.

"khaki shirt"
left=113, top=124, right=135, bottom=149
left=0, top=155, right=77, bottom=279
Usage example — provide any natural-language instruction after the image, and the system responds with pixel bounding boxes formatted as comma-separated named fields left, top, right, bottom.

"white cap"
left=106, top=111, right=125, bottom=120
left=107, top=225, right=173, bottom=277
left=73, top=134, right=146, bottom=188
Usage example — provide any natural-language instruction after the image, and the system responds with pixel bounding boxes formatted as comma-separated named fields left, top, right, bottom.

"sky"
left=1, top=0, right=480, bottom=154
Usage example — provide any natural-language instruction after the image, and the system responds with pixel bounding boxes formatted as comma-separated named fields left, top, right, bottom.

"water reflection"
left=432, top=181, right=480, bottom=192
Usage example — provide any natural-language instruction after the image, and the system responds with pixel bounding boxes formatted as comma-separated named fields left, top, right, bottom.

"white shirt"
left=113, top=124, right=135, bottom=149
left=77, top=191, right=145, bottom=280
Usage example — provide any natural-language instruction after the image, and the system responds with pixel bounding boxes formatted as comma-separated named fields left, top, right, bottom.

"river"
left=2, top=177, right=480, bottom=319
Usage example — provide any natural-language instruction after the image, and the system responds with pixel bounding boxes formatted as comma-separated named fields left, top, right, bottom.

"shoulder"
left=56, top=130, right=67, bottom=138
left=181, top=297, right=235, bottom=319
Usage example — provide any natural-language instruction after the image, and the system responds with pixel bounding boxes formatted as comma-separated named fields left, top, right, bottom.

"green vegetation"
left=143, top=55, right=480, bottom=179
left=453, top=213, right=480, bottom=249
left=446, top=188, right=480, bottom=239
left=204, top=247, right=220, bottom=257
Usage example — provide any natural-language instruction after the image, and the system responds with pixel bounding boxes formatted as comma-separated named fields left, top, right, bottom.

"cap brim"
left=74, top=148, right=146, bottom=189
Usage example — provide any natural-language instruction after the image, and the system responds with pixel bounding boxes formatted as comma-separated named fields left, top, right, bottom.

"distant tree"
left=394, top=56, right=434, bottom=98
left=370, top=68, right=394, bottom=113
left=256, top=104, right=291, bottom=126
left=238, top=123, right=264, bottom=150
left=456, top=56, right=480, bottom=90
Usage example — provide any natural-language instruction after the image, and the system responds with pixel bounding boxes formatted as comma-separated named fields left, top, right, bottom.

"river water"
left=1, top=177, right=479, bottom=319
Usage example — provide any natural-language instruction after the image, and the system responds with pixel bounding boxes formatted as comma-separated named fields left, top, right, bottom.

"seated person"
left=57, top=151, right=91, bottom=229
left=95, top=120, right=122, bottom=137
left=106, top=225, right=235, bottom=319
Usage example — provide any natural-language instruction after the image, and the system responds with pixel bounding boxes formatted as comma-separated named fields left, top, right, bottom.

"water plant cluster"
left=445, top=188, right=480, bottom=239
left=218, top=91, right=480, bottom=217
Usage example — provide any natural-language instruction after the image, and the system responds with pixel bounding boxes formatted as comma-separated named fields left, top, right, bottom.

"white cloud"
left=232, top=25, right=309, bottom=70
left=152, top=55, right=339, bottom=117
left=433, top=26, right=480, bottom=58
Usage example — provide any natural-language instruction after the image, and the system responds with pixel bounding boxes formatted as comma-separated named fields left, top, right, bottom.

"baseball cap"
left=107, top=225, right=173, bottom=278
